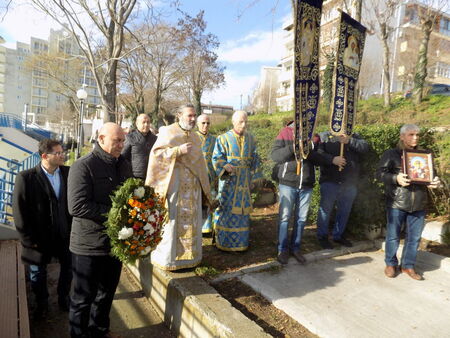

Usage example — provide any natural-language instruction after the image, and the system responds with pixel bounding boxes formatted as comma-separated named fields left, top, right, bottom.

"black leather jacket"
left=376, top=148, right=428, bottom=212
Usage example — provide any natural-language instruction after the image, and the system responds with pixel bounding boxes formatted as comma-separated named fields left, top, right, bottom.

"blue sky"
left=0, top=0, right=292, bottom=109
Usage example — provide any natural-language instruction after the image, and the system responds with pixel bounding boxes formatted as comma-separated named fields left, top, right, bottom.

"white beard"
left=179, top=119, right=194, bottom=131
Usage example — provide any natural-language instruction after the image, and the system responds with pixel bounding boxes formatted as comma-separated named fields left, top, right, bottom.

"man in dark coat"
left=121, top=113, right=157, bottom=179
left=316, top=131, right=369, bottom=249
left=13, top=139, right=72, bottom=318
left=271, top=122, right=345, bottom=264
left=377, top=124, right=441, bottom=280
left=68, top=122, right=132, bottom=338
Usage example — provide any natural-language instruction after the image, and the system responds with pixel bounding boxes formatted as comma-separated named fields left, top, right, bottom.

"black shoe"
left=277, top=251, right=289, bottom=265
left=58, top=296, right=70, bottom=312
left=318, top=238, right=333, bottom=249
left=292, top=251, right=306, bottom=264
left=333, top=238, right=353, bottom=247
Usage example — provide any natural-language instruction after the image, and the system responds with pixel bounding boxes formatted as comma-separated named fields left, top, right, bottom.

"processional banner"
left=330, top=11, right=366, bottom=136
left=293, top=0, right=323, bottom=161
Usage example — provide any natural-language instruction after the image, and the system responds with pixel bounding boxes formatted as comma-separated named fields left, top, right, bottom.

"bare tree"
left=366, top=0, right=400, bottom=107
left=30, top=0, right=138, bottom=122
left=177, top=11, right=225, bottom=114
left=412, top=0, right=447, bottom=104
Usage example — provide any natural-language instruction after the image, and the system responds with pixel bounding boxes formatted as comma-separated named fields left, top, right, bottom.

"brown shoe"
left=401, top=268, right=423, bottom=280
left=292, top=251, right=306, bottom=264
left=384, top=265, right=397, bottom=278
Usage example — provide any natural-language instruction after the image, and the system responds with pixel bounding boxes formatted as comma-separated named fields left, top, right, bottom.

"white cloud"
left=218, top=29, right=284, bottom=63
left=203, top=70, right=259, bottom=109
left=0, top=3, right=60, bottom=47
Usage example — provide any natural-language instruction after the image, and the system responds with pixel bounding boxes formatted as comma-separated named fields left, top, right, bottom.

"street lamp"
left=76, top=85, right=88, bottom=159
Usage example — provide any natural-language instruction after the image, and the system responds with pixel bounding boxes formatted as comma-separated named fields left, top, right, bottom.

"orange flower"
left=130, top=244, right=137, bottom=249
left=130, top=209, right=137, bottom=217
left=130, top=251, right=136, bottom=255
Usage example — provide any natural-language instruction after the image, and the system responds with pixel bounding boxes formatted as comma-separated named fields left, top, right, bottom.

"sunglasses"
left=200, top=122, right=210, bottom=125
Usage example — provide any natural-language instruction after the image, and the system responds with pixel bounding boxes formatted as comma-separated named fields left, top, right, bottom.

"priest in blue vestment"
left=196, top=114, right=217, bottom=233
left=212, top=110, right=262, bottom=251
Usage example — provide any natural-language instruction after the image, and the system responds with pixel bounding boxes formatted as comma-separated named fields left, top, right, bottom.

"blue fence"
left=0, top=153, right=40, bottom=225
left=0, top=112, right=54, bottom=140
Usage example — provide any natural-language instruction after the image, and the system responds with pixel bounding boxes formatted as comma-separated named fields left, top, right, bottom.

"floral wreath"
left=105, top=178, right=167, bottom=264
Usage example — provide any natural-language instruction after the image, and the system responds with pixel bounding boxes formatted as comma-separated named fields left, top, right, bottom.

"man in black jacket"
left=121, top=113, right=157, bottom=179
left=316, top=131, right=369, bottom=249
left=271, top=122, right=345, bottom=264
left=377, top=124, right=440, bottom=280
left=68, top=122, right=132, bottom=338
left=13, top=139, right=72, bottom=318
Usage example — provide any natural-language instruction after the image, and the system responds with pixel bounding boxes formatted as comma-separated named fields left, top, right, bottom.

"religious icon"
left=402, top=149, right=434, bottom=185
left=300, top=18, right=316, bottom=66
left=343, top=35, right=360, bottom=70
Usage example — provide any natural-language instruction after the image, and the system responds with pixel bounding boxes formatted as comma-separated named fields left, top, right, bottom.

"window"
left=398, top=65, right=405, bottom=76
left=400, top=41, right=408, bottom=52
left=440, top=18, right=450, bottom=36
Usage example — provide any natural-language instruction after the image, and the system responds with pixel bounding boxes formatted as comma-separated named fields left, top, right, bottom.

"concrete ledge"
left=127, top=259, right=270, bottom=338
left=421, top=220, right=450, bottom=244
left=0, top=223, right=19, bottom=240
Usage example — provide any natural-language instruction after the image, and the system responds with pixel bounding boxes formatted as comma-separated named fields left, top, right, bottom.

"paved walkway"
left=241, top=249, right=450, bottom=338
left=28, top=265, right=173, bottom=338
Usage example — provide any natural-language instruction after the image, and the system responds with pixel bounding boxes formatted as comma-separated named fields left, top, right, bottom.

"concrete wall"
left=127, top=259, right=269, bottom=338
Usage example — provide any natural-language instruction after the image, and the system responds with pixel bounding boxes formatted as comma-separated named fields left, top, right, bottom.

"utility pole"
left=240, top=94, right=243, bottom=110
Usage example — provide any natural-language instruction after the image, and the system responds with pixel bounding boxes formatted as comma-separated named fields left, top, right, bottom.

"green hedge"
left=211, top=116, right=448, bottom=233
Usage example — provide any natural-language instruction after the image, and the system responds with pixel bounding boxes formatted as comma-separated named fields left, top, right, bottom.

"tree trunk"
left=104, top=64, right=118, bottom=122
left=412, top=20, right=433, bottom=104
left=193, top=90, right=202, bottom=115
left=354, top=0, right=363, bottom=22
left=380, top=24, right=391, bottom=108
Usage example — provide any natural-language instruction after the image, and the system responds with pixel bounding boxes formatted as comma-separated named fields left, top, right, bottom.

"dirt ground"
left=214, top=278, right=318, bottom=338
left=199, top=203, right=323, bottom=276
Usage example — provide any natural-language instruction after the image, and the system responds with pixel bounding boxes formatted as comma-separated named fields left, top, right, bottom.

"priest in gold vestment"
left=145, top=104, right=212, bottom=270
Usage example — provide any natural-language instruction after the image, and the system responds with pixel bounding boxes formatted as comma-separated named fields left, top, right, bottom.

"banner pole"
left=339, top=77, right=349, bottom=172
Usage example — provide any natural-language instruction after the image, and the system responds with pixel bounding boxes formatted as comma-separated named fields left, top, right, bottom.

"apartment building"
left=391, top=2, right=450, bottom=91
left=271, top=0, right=449, bottom=112
left=0, top=28, right=101, bottom=126
left=252, top=66, right=281, bottom=113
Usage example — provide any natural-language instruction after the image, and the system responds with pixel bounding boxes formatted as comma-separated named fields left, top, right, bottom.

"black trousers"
left=69, top=254, right=122, bottom=338
left=29, top=242, right=72, bottom=305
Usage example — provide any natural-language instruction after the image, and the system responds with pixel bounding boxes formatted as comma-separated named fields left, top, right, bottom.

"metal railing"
left=0, top=153, right=40, bottom=225
left=0, top=112, right=54, bottom=140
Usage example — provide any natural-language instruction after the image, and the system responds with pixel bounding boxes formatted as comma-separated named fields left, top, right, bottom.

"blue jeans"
left=277, top=184, right=313, bottom=253
left=385, top=208, right=425, bottom=269
left=316, top=182, right=357, bottom=240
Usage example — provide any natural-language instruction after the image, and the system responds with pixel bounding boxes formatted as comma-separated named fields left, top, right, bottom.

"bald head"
left=98, top=122, right=126, bottom=158
left=136, top=114, right=151, bottom=135
left=232, top=110, right=248, bottom=135
left=197, top=114, right=211, bottom=134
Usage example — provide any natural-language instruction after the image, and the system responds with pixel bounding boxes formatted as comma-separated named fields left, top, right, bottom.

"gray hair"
left=400, top=124, right=420, bottom=135
left=232, top=110, right=247, bottom=123
left=197, top=113, right=210, bottom=121
left=178, top=103, right=195, bottom=114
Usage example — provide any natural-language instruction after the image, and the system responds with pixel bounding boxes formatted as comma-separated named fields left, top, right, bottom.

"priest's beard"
left=179, top=119, right=195, bottom=131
